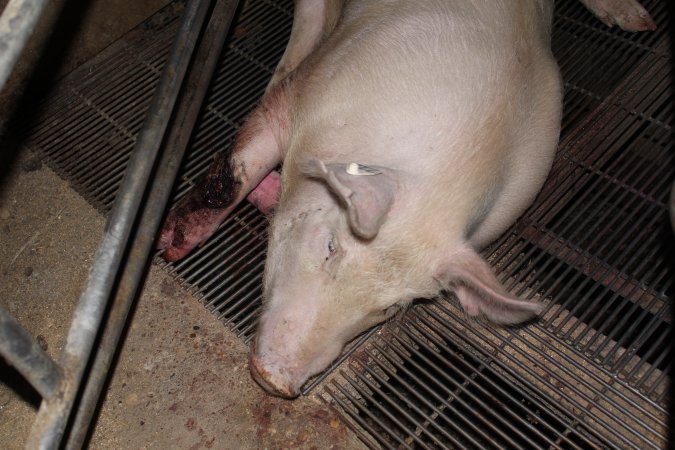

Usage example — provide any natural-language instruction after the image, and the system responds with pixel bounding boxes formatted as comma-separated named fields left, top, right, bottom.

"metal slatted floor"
left=17, top=0, right=672, bottom=448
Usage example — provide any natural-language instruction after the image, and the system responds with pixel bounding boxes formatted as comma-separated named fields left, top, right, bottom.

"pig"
left=157, top=0, right=655, bottom=397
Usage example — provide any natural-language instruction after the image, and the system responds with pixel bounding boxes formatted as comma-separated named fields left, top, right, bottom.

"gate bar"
left=0, top=304, right=62, bottom=400
left=65, top=1, right=241, bottom=447
left=25, top=1, right=214, bottom=447
left=0, top=0, right=50, bottom=93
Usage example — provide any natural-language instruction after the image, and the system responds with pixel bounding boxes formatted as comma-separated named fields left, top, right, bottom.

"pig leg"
left=579, top=0, right=656, bottom=31
left=248, top=0, right=343, bottom=210
left=246, top=170, right=281, bottom=215
left=266, top=0, right=344, bottom=90
left=244, top=0, right=343, bottom=210
left=158, top=1, right=339, bottom=262
left=158, top=93, right=286, bottom=262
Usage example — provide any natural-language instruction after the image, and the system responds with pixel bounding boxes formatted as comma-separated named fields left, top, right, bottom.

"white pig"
left=158, top=0, right=655, bottom=397
left=248, top=0, right=562, bottom=397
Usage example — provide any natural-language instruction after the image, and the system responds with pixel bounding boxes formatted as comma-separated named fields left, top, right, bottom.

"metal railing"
left=0, top=1, right=240, bottom=448
left=0, top=0, right=50, bottom=93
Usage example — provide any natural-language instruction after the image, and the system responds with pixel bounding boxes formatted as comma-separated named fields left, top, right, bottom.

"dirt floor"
left=0, top=1, right=365, bottom=449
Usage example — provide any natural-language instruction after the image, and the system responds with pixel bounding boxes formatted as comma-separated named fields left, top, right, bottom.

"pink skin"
left=159, top=203, right=232, bottom=262
left=580, top=0, right=656, bottom=32
left=246, top=170, right=281, bottom=215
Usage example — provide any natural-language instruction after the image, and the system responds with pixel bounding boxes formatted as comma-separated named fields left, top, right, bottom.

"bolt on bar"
left=64, top=1, right=241, bottom=448
left=0, top=0, right=50, bottom=93
left=25, top=1, right=214, bottom=448
left=0, top=304, right=63, bottom=400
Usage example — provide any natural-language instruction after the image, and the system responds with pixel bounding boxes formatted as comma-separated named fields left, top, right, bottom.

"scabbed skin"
left=158, top=153, right=241, bottom=262
left=159, top=169, right=281, bottom=261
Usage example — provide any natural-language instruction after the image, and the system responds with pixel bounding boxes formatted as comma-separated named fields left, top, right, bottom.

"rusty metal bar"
left=520, top=226, right=668, bottom=320
left=24, top=1, right=214, bottom=448
left=383, top=324, right=584, bottom=449
left=0, top=0, right=50, bottom=93
left=399, top=313, right=605, bottom=449
left=421, top=303, right=659, bottom=449
left=64, top=1, right=241, bottom=448
left=0, top=304, right=62, bottom=400
left=301, top=326, right=380, bottom=394
left=329, top=377, right=414, bottom=449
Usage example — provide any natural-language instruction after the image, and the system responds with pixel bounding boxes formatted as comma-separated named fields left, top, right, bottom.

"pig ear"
left=299, top=158, right=396, bottom=239
left=435, top=246, right=544, bottom=324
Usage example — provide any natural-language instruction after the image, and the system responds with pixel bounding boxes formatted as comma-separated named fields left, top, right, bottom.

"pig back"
left=284, top=0, right=561, bottom=245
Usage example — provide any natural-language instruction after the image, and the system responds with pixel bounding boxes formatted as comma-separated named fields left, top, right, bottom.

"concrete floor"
left=0, top=1, right=365, bottom=448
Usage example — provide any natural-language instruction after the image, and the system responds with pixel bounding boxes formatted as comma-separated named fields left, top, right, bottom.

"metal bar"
left=391, top=321, right=584, bottom=449
left=338, top=368, right=439, bottom=449
left=0, top=0, right=50, bottom=92
left=24, top=1, right=214, bottom=448
left=64, top=2, right=241, bottom=448
left=396, top=317, right=596, bottom=449
left=331, top=375, right=415, bottom=449
left=426, top=302, right=661, bottom=447
left=317, top=393, right=384, bottom=450
left=322, top=383, right=399, bottom=450
left=521, top=226, right=668, bottom=320
left=301, top=326, right=380, bottom=395
left=365, top=342, right=504, bottom=448
left=0, top=304, right=63, bottom=400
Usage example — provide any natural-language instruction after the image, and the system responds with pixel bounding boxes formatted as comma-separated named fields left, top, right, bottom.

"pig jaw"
left=248, top=249, right=429, bottom=397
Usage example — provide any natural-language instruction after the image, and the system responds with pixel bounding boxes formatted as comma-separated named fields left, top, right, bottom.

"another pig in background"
left=157, top=0, right=655, bottom=398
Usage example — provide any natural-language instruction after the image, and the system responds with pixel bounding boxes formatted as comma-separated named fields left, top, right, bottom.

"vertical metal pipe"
left=0, top=304, right=62, bottom=400
left=25, top=1, right=213, bottom=448
left=64, top=1, right=241, bottom=447
left=0, top=0, right=50, bottom=93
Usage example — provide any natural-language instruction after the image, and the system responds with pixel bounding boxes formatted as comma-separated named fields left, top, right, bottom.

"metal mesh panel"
left=17, top=0, right=671, bottom=448
left=323, top=299, right=667, bottom=449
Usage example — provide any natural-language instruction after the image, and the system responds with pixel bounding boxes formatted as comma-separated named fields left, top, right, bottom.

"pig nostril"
left=248, top=352, right=299, bottom=399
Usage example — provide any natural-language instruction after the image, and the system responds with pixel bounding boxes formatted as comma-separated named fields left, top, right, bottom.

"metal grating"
left=16, top=0, right=672, bottom=448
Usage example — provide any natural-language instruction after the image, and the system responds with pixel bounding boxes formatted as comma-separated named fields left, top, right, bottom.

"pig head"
left=250, top=155, right=546, bottom=398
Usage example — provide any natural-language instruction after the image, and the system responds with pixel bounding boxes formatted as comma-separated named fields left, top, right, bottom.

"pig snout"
left=249, top=309, right=346, bottom=398
left=249, top=339, right=300, bottom=399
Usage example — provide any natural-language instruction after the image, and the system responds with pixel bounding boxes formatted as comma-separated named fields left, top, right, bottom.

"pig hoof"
left=157, top=215, right=198, bottom=262
left=249, top=351, right=299, bottom=399
left=157, top=204, right=226, bottom=262
left=585, top=0, right=656, bottom=32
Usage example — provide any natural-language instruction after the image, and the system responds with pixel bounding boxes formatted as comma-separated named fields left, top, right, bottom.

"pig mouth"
left=248, top=341, right=301, bottom=399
